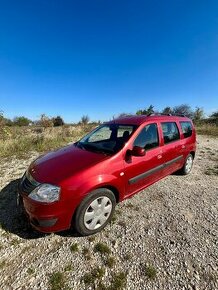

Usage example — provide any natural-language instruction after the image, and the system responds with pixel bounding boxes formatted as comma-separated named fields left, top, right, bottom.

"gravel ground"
left=0, top=135, right=217, bottom=290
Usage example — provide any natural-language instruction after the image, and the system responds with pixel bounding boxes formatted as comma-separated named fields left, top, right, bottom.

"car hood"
left=28, top=144, right=109, bottom=185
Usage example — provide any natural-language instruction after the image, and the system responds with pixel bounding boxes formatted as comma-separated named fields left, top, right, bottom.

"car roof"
left=106, top=115, right=192, bottom=126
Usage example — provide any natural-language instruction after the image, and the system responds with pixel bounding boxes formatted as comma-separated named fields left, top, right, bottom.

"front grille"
left=19, top=173, right=40, bottom=194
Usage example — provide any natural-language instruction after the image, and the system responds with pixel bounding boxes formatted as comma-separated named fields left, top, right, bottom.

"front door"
left=124, top=122, right=164, bottom=197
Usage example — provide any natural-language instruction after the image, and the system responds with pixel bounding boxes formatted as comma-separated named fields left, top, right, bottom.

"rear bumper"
left=18, top=192, right=75, bottom=233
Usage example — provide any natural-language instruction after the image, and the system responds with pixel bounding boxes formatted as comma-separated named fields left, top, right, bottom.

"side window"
left=161, top=122, right=180, bottom=144
left=117, top=126, right=134, bottom=138
left=180, top=121, right=193, bottom=138
left=133, top=123, right=159, bottom=150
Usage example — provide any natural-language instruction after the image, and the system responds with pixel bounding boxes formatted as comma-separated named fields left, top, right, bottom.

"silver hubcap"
left=84, top=196, right=112, bottom=230
left=185, top=156, right=193, bottom=173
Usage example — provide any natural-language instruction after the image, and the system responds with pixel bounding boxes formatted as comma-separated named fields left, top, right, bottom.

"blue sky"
left=0, top=0, right=218, bottom=122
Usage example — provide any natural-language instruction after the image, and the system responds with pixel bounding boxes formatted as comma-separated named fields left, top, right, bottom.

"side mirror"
left=131, top=146, right=145, bottom=157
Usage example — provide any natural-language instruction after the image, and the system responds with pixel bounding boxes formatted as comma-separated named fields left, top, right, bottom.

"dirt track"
left=0, top=135, right=217, bottom=290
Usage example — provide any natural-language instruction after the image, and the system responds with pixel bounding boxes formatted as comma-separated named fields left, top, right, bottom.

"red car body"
left=19, top=115, right=196, bottom=233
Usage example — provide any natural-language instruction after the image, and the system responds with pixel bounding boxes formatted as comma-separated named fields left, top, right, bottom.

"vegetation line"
left=0, top=105, right=217, bottom=159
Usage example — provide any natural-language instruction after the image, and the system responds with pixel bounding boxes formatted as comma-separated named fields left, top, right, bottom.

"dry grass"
left=94, top=242, right=111, bottom=255
left=0, top=125, right=95, bottom=158
left=204, top=165, right=218, bottom=176
left=49, top=271, right=67, bottom=290
left=142, top=264, right=157, bottom=280
left=196, top=124, right=218, bottom=137
left=0, top=123, right=217, bottom=158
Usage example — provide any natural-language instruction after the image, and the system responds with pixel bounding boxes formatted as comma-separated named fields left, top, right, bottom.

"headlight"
left=29, top=184, right=60, bottom=203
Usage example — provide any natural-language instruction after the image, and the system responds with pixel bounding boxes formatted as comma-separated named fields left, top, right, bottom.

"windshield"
left=76, top=124, right=137, bottom=154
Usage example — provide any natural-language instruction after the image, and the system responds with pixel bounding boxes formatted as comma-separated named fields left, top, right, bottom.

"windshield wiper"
left=77, top=142, right=113, bottom=155
left=76, top=142, right=85, bottom=150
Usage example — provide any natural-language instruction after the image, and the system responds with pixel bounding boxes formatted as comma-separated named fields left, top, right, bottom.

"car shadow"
left=0, top=179, right=80, bottom=239
left=171, top=170, right=182, bottom=176
left=0, top=179, right=47, bottom=239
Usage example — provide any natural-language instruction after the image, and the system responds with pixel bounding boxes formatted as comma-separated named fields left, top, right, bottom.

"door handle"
left=174, top=145, right=185, bottom=150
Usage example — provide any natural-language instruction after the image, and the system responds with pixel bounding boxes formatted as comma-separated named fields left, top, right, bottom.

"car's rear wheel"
left=180, top=154, right=193, bottom=175
left=74, top=188, right=116, bottom=236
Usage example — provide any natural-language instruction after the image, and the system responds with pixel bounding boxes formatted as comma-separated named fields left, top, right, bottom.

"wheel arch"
left=190, top=151, right=195, bottom=159
left=95, top=185, right=120, bottom=203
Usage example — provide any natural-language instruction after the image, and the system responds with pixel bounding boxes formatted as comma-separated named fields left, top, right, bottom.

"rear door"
left=123, top=122, right=164, bottom=197
left=179, top=121, right=196, bottom=156
left=160, top=121, right=184, bottom=175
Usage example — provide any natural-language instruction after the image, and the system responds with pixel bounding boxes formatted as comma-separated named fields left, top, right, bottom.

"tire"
left=74, top=188, right=116, bottom=236
left=180, top=154, right=194, bottom=175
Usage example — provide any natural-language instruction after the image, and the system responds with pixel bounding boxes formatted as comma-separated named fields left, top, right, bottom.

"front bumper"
left=18, top=192, right=74, bottom=233
left=18, top=171, right=81, bottom=233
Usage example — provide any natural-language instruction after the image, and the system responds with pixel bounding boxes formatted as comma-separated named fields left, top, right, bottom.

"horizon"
left=1, top=103, right=217, bottom=124
left=0, top=1, right=218, bottom=122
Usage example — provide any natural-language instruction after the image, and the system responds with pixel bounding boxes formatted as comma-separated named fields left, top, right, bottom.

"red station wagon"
left=18, top=114, right=196, bottom=235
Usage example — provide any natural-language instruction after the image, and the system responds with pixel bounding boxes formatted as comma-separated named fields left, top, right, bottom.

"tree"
left=13, top=116, right=31, bottom=126
left=162, top=106, right=173, bottom=115
left=53, top=116, right=64, bottom=126
left=39, top=114, right=53, bottom=127
left=4, top=118, right=13, bottom=126
left=136, top=105, right=155, bottom=115
left=146, top=105, right=155, bottom=115
left=80, top=115, right=90, bottom=125
left=172, top=104, right=194, bottom=119
left=0, top=111, right=11, bottom=139
left=117, top=113, right=132, bottom=118
left=193, top=107, right=204, bottom=123
left=136, top=109, right=144, bottom=115
left=0, top=111, right=4, bottom=127
left=210, top=111, right=218, bottom=118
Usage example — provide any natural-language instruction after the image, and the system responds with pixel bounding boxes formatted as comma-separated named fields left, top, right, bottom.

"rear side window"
left=133, top=123, right=159, bottom=150
left=180, top=121, right=193, bottom=138
left=161, top=122, right=180, bottom=144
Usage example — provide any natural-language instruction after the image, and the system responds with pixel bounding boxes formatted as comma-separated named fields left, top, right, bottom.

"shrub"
left=70, top=243, right=79, bottom=252
left=110, top=272, right=127, bottom=289
left=13, top=116, right=31, bottom=126
left=80, top=115, right=90, bottom=125
left=94, top=242, right=111, bottom=255
left=38, top=114, right=53, bottom=127
left=49, top=272, right=66, bottom=290
left=53, top=116, right=64, bottom=127
left=143, top=265, right=157, bottom=280
left=82, top=267, right=105, bottom=285
left=105, top=256, right=116, bottom=268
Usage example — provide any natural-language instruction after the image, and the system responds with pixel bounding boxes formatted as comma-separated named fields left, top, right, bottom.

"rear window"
left=161, top=122, right=180, bottom=144
left=180, top=121, right=193, bottom=138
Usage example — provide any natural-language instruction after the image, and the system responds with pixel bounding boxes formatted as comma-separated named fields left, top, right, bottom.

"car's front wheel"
left=74, top=188, right=116, bottom=236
